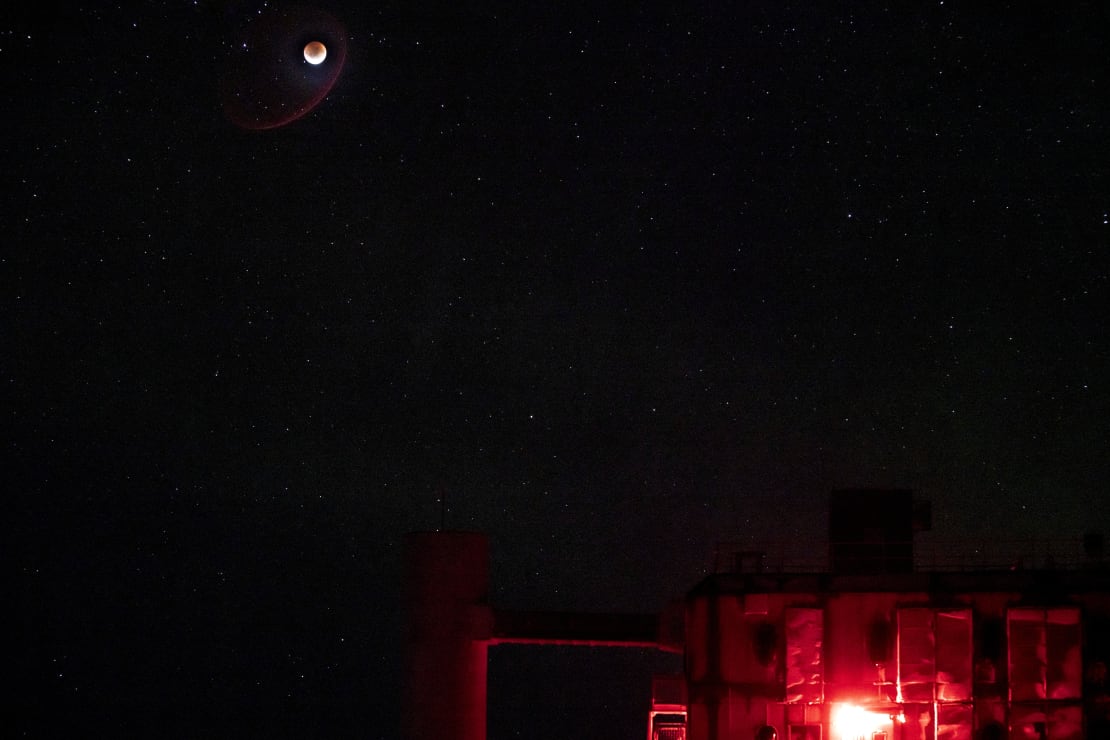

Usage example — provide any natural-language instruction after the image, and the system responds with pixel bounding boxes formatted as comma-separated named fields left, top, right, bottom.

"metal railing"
left=711, top=536, right=1105, bottom=574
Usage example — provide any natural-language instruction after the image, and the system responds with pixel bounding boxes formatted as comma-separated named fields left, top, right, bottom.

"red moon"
left=221, top=5, right=347, bottom=130
left=303, top=40, right=327, bottom=64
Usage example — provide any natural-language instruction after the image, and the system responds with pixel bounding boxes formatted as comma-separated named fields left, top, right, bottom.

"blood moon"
left=221, top=5, right=347, bottom=130
left=303, top=40, right=327, bottom=64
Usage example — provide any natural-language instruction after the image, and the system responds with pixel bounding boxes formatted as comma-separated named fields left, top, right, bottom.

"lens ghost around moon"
left=221, top=5, right=347, bottom=130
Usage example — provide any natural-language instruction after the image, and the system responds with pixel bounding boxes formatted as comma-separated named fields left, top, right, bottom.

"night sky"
left=8, top=1, right=1110, bottom=737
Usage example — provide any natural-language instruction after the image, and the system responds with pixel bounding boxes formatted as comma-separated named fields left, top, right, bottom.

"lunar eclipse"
left=221, top=4, right=347, bottom=130
left=303, top=40, right=327, bottom=65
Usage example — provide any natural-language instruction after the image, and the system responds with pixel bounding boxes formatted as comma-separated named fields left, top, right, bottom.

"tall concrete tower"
left=402, top=531, right=491, bottom=740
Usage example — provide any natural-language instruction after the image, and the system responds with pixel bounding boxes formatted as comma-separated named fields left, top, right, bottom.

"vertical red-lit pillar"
left=402, top=531, right=491, bottom=740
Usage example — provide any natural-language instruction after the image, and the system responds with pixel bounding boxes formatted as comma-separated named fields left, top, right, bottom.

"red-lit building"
left=673, top=490, right=1110, bottom=740
left=401, top=491, right=1109, bottom=740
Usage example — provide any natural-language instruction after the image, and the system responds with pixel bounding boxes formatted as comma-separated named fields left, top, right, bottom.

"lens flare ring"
left=220, top=4, right=347, bottom=130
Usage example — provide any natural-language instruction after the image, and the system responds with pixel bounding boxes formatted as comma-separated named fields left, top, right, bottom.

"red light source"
left=830, top=704, right=893, bottom=740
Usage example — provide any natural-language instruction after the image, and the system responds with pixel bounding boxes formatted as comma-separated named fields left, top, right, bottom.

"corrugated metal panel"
left=1009, top=704, right=1045, bottom=739
left=897, top=608, right=972, bottom=703
left=1047, top=703, right=1082, bottom=740
left=1045, top=608, right=1081, bottom=700
left=1008, top=607, right=1081, bottom=703
left=935, top=609, right=972, bottom=702
left=1007, top=703, right=1081, bottom=739
left=936, top=702, right=972, bottom=740
left=1008, top=608, right=1047, bottom=702
left=898, top=608, right=935, bottom=702
left=785, top=608, right=824, bottom=703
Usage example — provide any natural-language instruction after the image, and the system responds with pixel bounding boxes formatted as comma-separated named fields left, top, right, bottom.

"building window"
left=1007, top=608, right=1081, bottom=702
left=896, top=608, right=972, bottom=703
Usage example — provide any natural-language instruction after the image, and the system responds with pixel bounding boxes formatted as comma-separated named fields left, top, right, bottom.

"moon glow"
left=303, top=41, right=327, bottom=65
left=221, top=5, right=348, bottom=130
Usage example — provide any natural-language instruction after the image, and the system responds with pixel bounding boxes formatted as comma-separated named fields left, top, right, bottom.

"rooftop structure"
left=402, top=491, right=1110, bottom=740
left=681, top=490, right=1110, bottom=740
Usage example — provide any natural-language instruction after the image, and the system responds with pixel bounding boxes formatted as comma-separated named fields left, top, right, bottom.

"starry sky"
left=8, top=1, right=1110, bottom=737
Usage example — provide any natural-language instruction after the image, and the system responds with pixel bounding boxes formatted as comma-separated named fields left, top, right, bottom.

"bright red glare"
left=830, top=704, right=892, bottom=740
